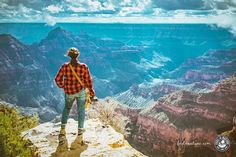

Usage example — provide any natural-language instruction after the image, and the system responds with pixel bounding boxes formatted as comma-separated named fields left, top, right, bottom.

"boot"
left=70, top=128, right=86, bottom=150
left=59, top=127, right=66, bottom=135
left=56, top=128, right=68, bottom=152
left=77, top=128, right=85, bottom=135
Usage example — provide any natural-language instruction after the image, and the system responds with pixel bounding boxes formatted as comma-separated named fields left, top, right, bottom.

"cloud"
left=152, top=0, right=236, bottom=10
left=66, top=0, right=115, bottom=14
left=68, top=6, right=87, bottom=12
left=118, top=0, right=152, bottom=16
left=0, top=0, right=236, bottom=36
left=211, top=12, right=236, bottom=35
left=0, top=2, right=42, bottom=22
left=203, top=0, right=236, bottom=10
left=45, top=5, right=63, bottom=14
left=44, top=15, right=56, bottom=26
left=153, top=0, right=205, bottom=10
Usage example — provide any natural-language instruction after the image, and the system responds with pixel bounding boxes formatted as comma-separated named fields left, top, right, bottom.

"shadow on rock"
left=51, top=135, right=88, bottom=157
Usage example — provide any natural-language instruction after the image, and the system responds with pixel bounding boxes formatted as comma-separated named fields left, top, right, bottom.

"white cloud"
left=120, top=0, right=132, bottom=6
left=66, top=0, right=103, bottom=12
left=65, top=0, right=116, bottom=13
left=211, top=13, right=236, bottom=35
left=103, top=1, right=116, bottom=11
left=1, top=0, right=236, bottom=36
left=87, top=0, right=102, bottom=11
left=173, top=11, right=187, bottom=19
left=45, top=15, right=204, bottom=24
left=118, top=0, right=152, bottom=16
left=45, top=5, right=63, bottom=13
left=19, top=4, right=31, bottom=14
left=118, top=7, right=142, bottom=16
left=44, top=15, right=56, bottom=26
left=68, top=6, right=86, bottom=12
left=0, top=3, right=42, bottom=22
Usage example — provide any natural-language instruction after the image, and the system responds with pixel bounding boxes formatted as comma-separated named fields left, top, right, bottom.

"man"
left=55, top=47, right=95, bottom=150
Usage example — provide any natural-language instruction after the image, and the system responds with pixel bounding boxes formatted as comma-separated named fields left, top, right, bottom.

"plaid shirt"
left=55, top=62, right=95, bottom=96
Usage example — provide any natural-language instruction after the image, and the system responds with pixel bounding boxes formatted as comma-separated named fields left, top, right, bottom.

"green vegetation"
left=0, top=102, right=39, bottom=157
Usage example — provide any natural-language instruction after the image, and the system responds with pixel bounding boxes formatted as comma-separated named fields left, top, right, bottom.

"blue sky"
left=0, top=0, right=236, bottom=34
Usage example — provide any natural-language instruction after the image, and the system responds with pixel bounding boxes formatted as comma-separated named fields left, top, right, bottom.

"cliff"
left=115, top=74, right=236, bottom=157
left=22, top=118, right=147, bottom=157
left=169, top=49, right=236, bottom=83
left=1, top=28, right=236, bottom=121
left=0, top=34, right=61, bottom=121
left=116, top=48, right=236, bottom=108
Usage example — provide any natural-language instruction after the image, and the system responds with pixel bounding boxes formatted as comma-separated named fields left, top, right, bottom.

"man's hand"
left=85, top=96, right=98, bottom=110
left=91, top=96, right=98, bottom=102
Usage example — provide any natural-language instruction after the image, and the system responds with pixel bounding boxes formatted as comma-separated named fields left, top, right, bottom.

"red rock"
left=115, top=74, right=236, bottom=157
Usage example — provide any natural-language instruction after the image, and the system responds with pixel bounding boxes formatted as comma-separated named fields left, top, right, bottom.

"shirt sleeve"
left=55, top=64, right=65, bottom=88
left=84, top=65, right=95, bottom=97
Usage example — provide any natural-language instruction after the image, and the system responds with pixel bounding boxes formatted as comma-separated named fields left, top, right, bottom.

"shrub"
left=87, top=98, right=129, bottom=135
left=0, top=102, right=39, bottom=157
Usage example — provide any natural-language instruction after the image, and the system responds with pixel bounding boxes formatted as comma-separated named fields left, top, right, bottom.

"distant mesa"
left=44, top=26, right=73, bottom=40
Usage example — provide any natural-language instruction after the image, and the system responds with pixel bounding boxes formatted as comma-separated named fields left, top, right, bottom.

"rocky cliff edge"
left=22, top=118, right=147, bottom=157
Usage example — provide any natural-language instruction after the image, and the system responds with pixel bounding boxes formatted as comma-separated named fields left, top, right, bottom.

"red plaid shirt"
left=55, top=62, right=95, bottom=96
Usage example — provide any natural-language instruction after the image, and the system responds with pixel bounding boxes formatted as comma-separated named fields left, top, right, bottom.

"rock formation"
left=116, top=48, right=236, bottom=108
left=169, top=49, right=236, bottom=83
left=2, top=28, right=236, bottom=121
left=0, top=34, right=61, bottom=121
left=115, top=74, right=236, bottom=157
left=22, top=118, right=147, bottom=157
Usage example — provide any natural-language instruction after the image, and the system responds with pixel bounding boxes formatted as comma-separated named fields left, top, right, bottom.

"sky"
left=0, top=0, right=236, bottom=34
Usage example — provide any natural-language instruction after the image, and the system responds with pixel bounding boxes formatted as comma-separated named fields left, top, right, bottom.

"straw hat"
left=65, top=47, right=80, bottom=58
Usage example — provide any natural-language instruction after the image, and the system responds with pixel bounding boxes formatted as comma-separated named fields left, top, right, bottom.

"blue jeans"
left=61, top=90, right=86, bottom=129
